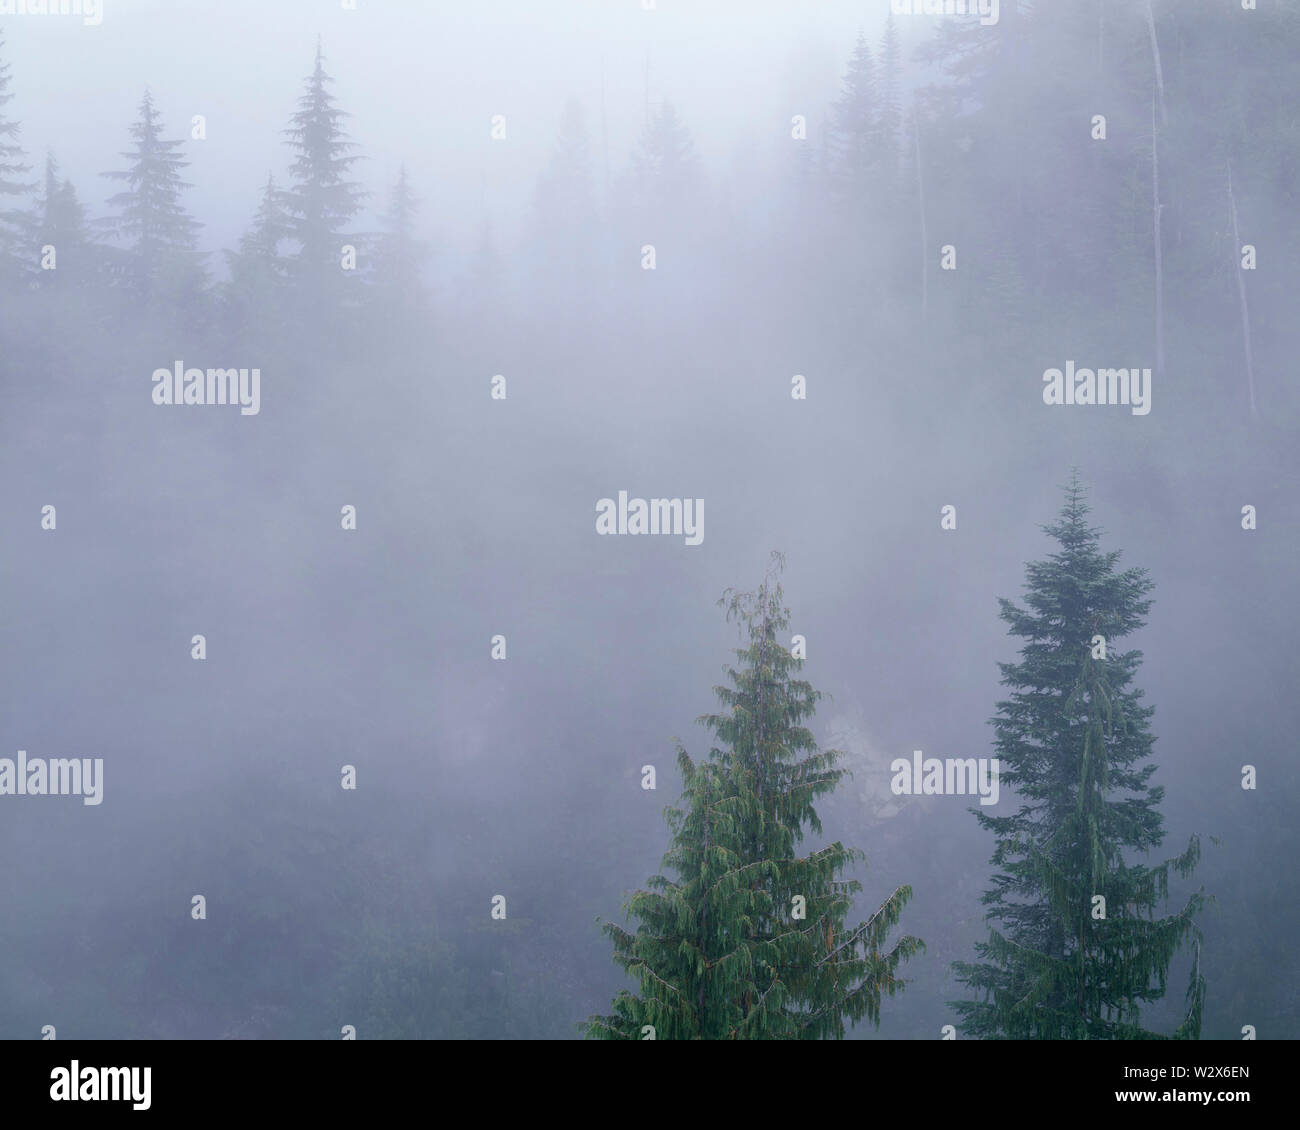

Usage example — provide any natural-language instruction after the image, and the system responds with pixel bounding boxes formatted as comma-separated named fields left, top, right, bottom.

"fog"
left=1, top=0, right=1297, bottom=1040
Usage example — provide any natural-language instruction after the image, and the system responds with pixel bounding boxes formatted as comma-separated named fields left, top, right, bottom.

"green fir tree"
left=588, top=554, right=921, bottom=1040
left=952, top=475, right=1207, bottom=1040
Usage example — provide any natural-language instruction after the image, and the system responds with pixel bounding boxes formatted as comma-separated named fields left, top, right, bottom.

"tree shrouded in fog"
left=24, top=153, right=94, bottom=292
left=877, top=12, right=903, bottom=184
left=101, top=89, right=205, bottom=305
left=0, top=2, right=1293, bottom=1049
left=282, top=41, right=366, bottom=302
left=371, top=165, right=430, bottom=324
left=224, top=173, right=292, bottom=330
left=0, top=32, right=30, bottom=283
left=952, top=476, right=1207, bottom=1039
left=530, top=98, right=600, bottom=303
left=827, top=31, right=881, bottom=209
left=588, top=556, right=921, bottom=1040
left=621, top=100, right=703, bottom=238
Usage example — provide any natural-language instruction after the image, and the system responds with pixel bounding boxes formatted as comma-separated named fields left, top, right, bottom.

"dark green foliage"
left=588, top=555, right=921, bottom=1039
left=952, top=475, right=1207, bottom=1039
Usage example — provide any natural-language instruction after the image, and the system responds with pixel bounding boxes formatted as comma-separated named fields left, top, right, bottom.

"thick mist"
left=1, top=0, right=1297, bottom=1041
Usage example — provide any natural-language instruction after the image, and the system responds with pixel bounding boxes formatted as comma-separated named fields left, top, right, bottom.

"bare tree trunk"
left=1152, top=95, right=1165, bottom=381
left=1098, top=0, right=1105, bottom=73
left=913, top=98, right=928, bottom=317
left=1228, top=160, right=1259, bottom=417
left=1144, top=0, right=1168, bottom=128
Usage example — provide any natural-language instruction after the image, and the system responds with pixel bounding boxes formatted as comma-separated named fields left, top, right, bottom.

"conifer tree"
left=877, top=12, right=904, bottom=186
left=530, top=98, right=600, bottom=302
left=827, top=32, right=881, bottom=207
left=535, top=98, right=597, bottom=230
left=282, top=41, right=366, bottom=300
left=0, top=32, right=32, bottom=289
left=622, top=100, right=702, bottom=236
left=371, top=165, right=429, bottom=319
left=952, top=475, right=1207, bottom=1040
left=224, top=173, right=291, bottom=327
left=101, top=89, right=205, bottom=304
left=25, top=153, right=94, bottom=290
left=588, top=555, right=920, bottom=1040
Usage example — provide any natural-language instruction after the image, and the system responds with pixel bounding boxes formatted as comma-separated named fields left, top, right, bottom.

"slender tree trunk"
left=1144, top=0, right=1168, bottom=128
left=1151, top=95, right=1165, bottom=381
left=1227, top=161, right=1258, bottom=417
left=913, top=99, right=928, bottom=317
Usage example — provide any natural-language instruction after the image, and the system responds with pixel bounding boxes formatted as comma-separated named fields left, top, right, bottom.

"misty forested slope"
left=0, top=0, right=1296, bottom=1040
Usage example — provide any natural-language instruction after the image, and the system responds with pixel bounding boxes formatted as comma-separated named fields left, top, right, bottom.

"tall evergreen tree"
left=100, top=89, right=205, bottom=304
left=530, top=98, right=600, bottom=304
left=622, top=100, right=703, bottom=236
left=25, top=153, right=95, bottom=290
left=371, top=165, right=429, bottom=319
left=588, top=555, right=921, bottom=1040
left=952, top=476, right=1207, bottom=1040
left=827, top=32, right=881, bottom=208
left=877, top=12, right=904, bottom=185
left=282, top=41, right=366, bottom=300
left=224, top=173, right=292, bottom=330
left=0, top=32, right=32, bottom=290
left=534, top=99, right=597, bottom=229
